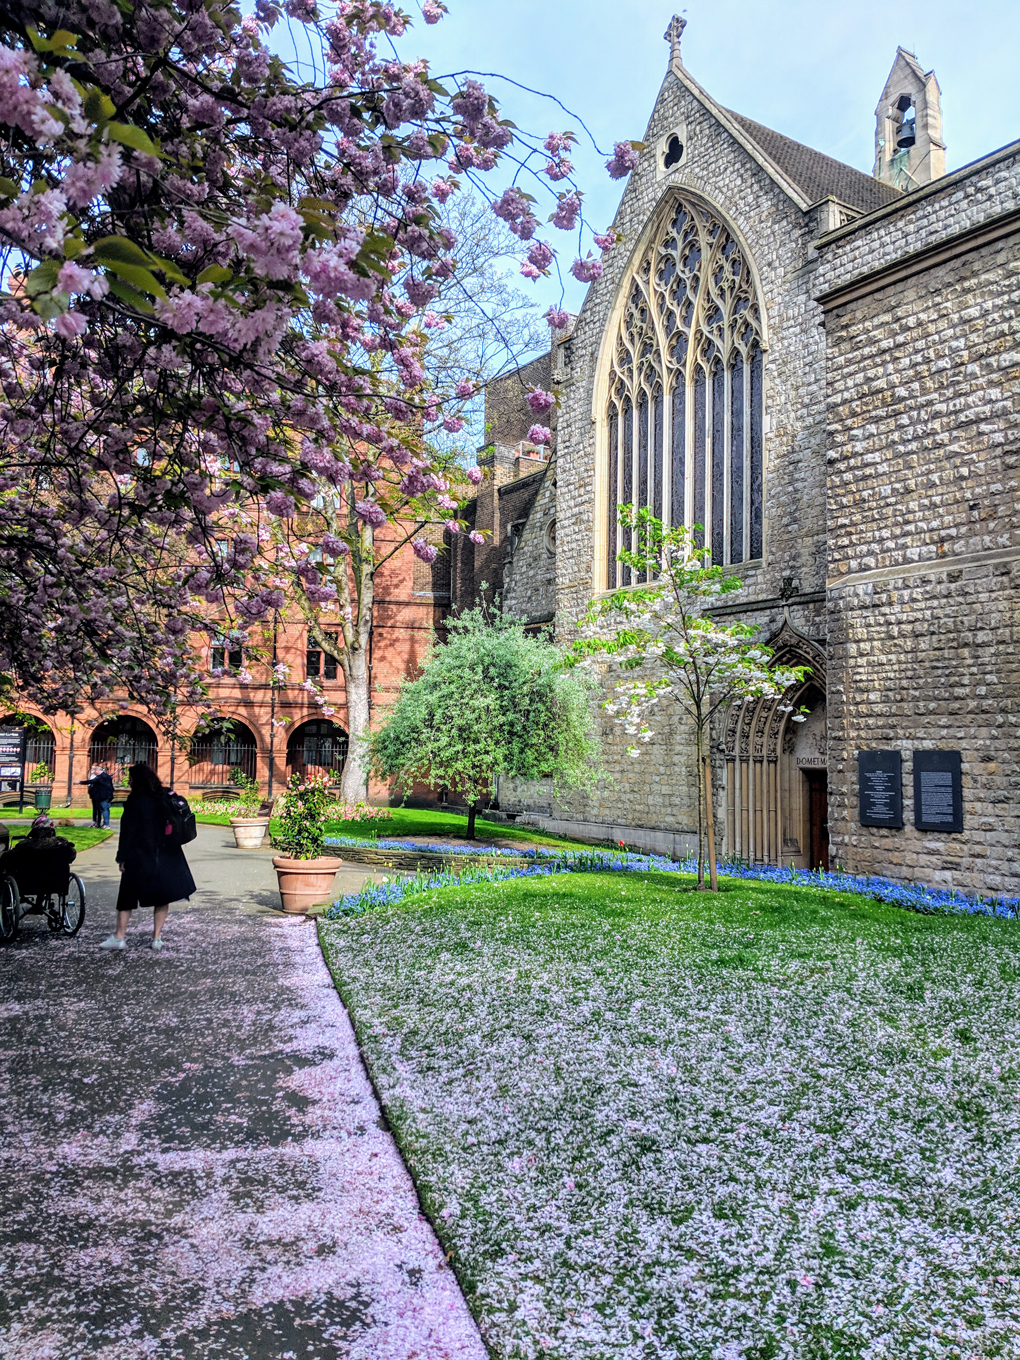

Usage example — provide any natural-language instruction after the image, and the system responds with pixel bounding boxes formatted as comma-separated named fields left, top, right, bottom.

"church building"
left=461, top=23, right=1019, bottom=898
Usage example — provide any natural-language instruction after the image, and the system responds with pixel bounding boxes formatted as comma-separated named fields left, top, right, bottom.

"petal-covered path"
left=0, top=824, right=487, bottom=1360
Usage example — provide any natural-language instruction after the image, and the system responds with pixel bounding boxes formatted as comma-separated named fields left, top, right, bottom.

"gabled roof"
left=725, top=110, right=903, bottom=213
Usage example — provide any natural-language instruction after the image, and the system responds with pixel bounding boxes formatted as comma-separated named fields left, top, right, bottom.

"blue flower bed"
left=325, top=844, right=1020, bottom=922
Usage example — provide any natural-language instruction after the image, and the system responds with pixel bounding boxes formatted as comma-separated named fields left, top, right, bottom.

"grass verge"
left=320, top=869, right=1020, bottom=1359
left=3, top=826, right=114, bottom=851
left=324, top=806, right=593, bottom=850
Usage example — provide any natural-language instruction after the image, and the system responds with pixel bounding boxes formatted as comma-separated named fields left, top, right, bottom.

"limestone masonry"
left=473, top=24, right=1019, bottom=896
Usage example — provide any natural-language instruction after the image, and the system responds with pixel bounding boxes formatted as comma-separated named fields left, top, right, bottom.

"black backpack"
left=162, top=790, right=197, bottom=846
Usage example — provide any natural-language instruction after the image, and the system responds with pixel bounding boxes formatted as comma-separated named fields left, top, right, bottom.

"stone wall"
left=549, top=61, right=831, bottom=843
left=502, top=455, right=557, bottom=625
left=818, top=150, right=1020, bottom=896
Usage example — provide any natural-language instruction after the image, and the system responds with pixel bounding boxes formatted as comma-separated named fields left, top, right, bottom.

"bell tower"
left=874, top=48, right=946, bottom=192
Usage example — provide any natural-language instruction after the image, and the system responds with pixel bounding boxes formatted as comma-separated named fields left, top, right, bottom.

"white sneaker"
left=99, top=935, right=125, bottom=951
left=150, top=938, right=164, bottom=952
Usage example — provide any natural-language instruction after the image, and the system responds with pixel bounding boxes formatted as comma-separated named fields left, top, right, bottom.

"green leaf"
left=63, top=237, right=86, bottom=259
left=84, top=89, right=116, bottom=123
left=27, top=26, right=79, bottom=52
left=106, top=277, right=155, bottom=314
left=297, top=196, right=337, bottom=215
left=107, top=122, right=160, bottom=157
left=25, top=260, right=59, bottom=297
left=32, top=294, right=65, bottom=320
left=92, top=236, right=155, bottom=267
left=0, top=178, right=18, bottom=200
left=147, top=251, right=188, bottom=285
left=197, top=264, right=232, bottom=285
left=100, top=259, right=166, bottom=299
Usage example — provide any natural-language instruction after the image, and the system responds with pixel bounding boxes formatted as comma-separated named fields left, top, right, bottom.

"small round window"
left=544, top=518, right=557, bottom=554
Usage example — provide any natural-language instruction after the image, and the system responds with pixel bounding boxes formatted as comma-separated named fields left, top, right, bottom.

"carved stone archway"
left=721, top=621, right=826, bottom=867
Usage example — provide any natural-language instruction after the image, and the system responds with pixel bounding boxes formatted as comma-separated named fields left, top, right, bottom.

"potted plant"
left=227, top=768, right=270, bottom=849
left=29, top=760, right=55, bottom=810
left=271, top=771, right=342, bottom=913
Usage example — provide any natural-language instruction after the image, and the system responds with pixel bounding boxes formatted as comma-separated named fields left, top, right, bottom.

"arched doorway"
left=0, top=715, right=56, bottom=798
left=188, top=720, right=258, bottom=789
left=722, top=624, right=827, bottom=869
left=286, top=719, right=348, bottom=784
left=89, top=716, right=158, bottom=789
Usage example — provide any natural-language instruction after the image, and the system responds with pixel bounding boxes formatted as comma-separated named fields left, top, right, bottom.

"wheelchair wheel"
left=0, top=875, right=19, bottom=942
left=59, top=874, right=86, bottom=937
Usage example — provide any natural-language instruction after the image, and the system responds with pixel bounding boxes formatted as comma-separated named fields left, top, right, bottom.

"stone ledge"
left=521, top=817, right=698, bottom=860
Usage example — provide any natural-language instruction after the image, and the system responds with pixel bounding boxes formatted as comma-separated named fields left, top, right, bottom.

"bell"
left=896, top=117, right=916, bottom=150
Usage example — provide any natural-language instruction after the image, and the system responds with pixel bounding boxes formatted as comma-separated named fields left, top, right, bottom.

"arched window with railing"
left=286, top=719, right=348, bottom=783
left=602, top=194, right=765, bottom=589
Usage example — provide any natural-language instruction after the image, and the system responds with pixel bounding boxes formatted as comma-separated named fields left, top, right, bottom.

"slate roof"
left=726, top=110, right=903, bottom=213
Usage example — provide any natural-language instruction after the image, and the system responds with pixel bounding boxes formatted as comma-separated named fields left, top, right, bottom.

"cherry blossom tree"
left=0, top=0, right=641, bottom=718
left=573, top=509, right=809, bottom=891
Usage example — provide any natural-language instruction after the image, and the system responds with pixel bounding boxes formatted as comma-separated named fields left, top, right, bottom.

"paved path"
left=0, top=825, right=487, bottom=1360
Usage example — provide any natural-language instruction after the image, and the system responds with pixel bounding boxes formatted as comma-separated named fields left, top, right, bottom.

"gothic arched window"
left=603, top=196, right=765, bottom=588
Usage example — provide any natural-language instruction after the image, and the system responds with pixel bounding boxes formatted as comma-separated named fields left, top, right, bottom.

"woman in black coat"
left=100, top=763, right=196, bottom=953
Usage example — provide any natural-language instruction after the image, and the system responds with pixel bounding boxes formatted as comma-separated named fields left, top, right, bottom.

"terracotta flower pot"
left=272, top=855, right=343, bottom=914
left=230, top=817, right=270, bottom=849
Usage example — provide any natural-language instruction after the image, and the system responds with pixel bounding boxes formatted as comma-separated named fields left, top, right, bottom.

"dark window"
left=306, top=631, right=339, bottom=681
left=604, top=195, right=765, bottom=582
left=287, top=719, right=349, bottom=776
left=663, top=134, right=684, bottom=169
left=607, top=406, right=619, bottom=589
left=211, top=644, right=242, bottom=672
left=693, top=368, right=706, bottom=548
left=711, top=362, right=726, bottom=566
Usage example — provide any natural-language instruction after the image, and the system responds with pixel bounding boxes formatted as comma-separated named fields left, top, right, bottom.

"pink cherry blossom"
left=526, top=389, right=556, bottom=415
left=606, top=140, right=641, bottom=178
left=528, top=425, right=552, bottom=446
left=467, top=466, right=483, bottom=484
left=54, top=310, right=87, bottom=338
left=355, top=500, right=387, bottom=528
left=551, top=192, right=582, bottom=230
left=571, top=254, right=603, bottom=283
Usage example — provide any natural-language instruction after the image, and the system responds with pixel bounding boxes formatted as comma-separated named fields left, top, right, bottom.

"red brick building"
left=2, top=534, right=445, bottom=809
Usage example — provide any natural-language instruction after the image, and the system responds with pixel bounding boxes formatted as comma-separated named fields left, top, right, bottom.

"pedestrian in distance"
left=100, top=763, right=196, bottom=953
left=84, top=763, right=115, bottom=828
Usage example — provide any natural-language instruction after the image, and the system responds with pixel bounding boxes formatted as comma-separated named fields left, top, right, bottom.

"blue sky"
left=396, top=0, right=1020, bottom=317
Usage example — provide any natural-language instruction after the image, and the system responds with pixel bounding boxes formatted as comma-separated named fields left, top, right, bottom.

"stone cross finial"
left=664, top=14, right=686, bottom=62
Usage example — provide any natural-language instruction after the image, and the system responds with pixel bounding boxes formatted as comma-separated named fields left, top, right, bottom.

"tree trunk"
left=703, top=752, right=718, bottom=893
left=695, top=725, right=706, bottom=889
left=339, top=643, right=371, bottom=804
left=466, top=803, right=477, bottom=840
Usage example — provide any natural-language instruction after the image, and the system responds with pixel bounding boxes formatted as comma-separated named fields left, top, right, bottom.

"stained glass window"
left=604, top=196, right=764, bottom=588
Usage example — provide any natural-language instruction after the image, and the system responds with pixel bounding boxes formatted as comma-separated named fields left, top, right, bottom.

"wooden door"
left=806, top=771, right=829, bottom=871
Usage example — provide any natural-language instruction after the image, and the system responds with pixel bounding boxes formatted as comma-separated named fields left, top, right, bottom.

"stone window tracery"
left=604, top=195, right=765, bottom=588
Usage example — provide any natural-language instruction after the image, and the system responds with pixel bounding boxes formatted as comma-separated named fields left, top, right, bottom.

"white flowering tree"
left=573, top=508, right=809, bottom=891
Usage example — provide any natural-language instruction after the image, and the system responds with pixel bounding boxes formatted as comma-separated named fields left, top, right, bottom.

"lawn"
left=323, top=805, right=592, bottom=850
left=2, top=825, right=113, bottom=851
left=2, top=804, right=126, bottom=819
left=320, top=870, right=1020, bottom=1360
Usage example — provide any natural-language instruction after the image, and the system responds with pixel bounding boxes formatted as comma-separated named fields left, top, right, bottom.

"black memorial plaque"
left=858, top=750, right=903, bottom=828
left=913, top=749, right=963, bottom=833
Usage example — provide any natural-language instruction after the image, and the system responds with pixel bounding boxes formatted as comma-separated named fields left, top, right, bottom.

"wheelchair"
left=0, top=857, right=86, bottom=941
